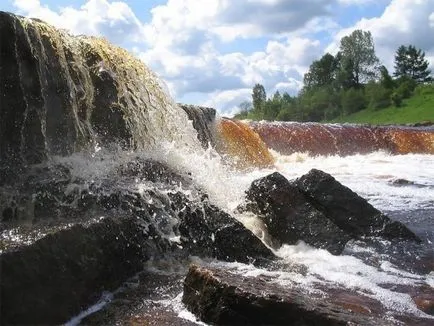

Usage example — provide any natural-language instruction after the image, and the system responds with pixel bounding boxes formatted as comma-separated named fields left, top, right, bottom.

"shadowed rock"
left=0, top=159, right=276, bottom=324
left=295, top=169, right=420, bottom=241
left=180, top=104, right=217, bottom=148
left=182, top=265, right=390, bottom=326
left=245, top=172, right=351, bottom=254
left=244, top=170, right=419, bottom=254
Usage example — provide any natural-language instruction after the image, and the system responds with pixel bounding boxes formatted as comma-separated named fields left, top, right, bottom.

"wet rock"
left=414, top=295, right=434, bottom=316
left=0, top=11, right=198, bottom=177
left=182, top=265, right=388, bottom=326
left=245, top=172, right=351, bottom=254
left=172, top=192, right=276, bottom=264
left=80, top=269, right=197, bottom=326
left=0, top=215, right=160, bottom=325
left=180, top=104, right=216, bottom=148
left=295, top=169, right=420, bottom=241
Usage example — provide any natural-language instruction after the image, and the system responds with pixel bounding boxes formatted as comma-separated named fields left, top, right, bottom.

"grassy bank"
left=330, top=91, right=434, bottom=125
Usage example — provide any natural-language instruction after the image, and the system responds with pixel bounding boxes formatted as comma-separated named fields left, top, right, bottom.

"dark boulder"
left=180, top=104, right=217, bottom=148
left=0, top=158, right=277, bottom=324
left=295, top=169, right=420, bottom=241
left=245, top=172, right=351, bottom=254
left=0, top=11, right=200, bottom=179
left=182, top=265, right=389, bottom=326
left=0, top=215, right=160, bottom=325
left=171, top=192, right=275, bottom=264
left=243, top=170, right=420, bottom=254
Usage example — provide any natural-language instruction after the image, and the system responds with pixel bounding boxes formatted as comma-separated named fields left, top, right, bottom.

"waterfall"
left=250, top=121, right=434, bottom=156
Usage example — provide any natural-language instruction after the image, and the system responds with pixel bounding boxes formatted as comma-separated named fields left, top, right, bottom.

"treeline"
left=234, top=30, right=433, bottom=121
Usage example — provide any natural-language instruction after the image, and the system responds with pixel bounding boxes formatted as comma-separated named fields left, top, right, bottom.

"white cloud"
left=13, top=0, right=145, bottom=44
left=204, top=88, right=253, bottom=117
left=326, top=0, right=434, bottom=71
left=12, top=0, right=432, bottom=115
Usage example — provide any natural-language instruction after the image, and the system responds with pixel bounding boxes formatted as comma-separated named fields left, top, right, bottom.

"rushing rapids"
left=1, top=11, right=433, bottom=326
left=250, top=121, right=434, bottom=156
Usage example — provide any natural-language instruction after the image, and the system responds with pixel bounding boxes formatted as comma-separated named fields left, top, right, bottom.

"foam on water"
left=53, top=132, right=433, bottom=323
left=272, top=150, right=434, bottom=212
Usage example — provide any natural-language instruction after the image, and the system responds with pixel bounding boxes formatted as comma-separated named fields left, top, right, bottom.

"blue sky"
left=2, top=0, right=434, bottom=116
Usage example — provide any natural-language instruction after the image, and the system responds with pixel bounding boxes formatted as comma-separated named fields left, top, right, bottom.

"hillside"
left=330, top=90, right=434, bottom=125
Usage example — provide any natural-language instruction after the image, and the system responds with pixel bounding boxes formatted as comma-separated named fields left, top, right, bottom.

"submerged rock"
left=182, top=265, right=388, bottom=326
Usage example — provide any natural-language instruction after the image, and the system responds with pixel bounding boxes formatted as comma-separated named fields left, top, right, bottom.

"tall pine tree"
left=393, top=45, right=432, bottom=83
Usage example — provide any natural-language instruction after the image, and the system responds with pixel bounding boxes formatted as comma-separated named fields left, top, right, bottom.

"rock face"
left=0, top=159, right=276, bottom=324
left=180, top=104, right=217, bottom=148
left=182, top=265, right=389, bottom=326
left=244, top=170, right=419, bottom=254
left=245, top=172, right=351, bottom=254
left=0, top=11, right=200, bottom=180
left=1, top=215, right=155, bottom=325
left=295, top=169, right=420, bottom=241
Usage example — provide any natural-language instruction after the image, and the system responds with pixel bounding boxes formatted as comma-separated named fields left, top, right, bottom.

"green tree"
left=233, top=101, right=252, bottom=119
left=263, top=91, right=282, bottom=120
left=339, top=30, right=380, bottom=87
left=252, top=84, right=266, bottom=117
left=303, top=53, right=340, bottom=89
left=365, top=81, right=391, bottom=109
left=379, top=65, right=395, bottom=90
left=393, top=45, right=432, bottom=83
left=341, top=88, right=366, bottom=115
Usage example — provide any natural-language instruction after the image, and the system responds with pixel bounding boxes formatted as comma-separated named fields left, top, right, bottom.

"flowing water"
left=63, top=118, right=434, bottom=325
left=3, top=15, right=433, bottom=324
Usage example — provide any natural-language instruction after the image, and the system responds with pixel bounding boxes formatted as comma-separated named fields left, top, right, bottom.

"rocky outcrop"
left=294, top=169, right=420, bottom=241
left=244, top=170, right=419, bottom=254
left=0, top=158, right=276, bottom=324
left=180, top=104, right=217, bottom=148
left=245, top=172, right=350, bottom=254
left=172, top=192, right=275, bottom=264
left=1, top=215, right=158, bottom=325
left=182, top=265, right=390, bottom=326
left=0, top=11, right=199, bottom=180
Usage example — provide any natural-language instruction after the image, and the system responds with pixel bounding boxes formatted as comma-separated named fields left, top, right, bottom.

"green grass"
left=330, top=92, right=434, bottom=125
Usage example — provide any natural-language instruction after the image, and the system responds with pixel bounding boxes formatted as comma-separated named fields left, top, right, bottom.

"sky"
left=2, top=0, right=434, bottom=116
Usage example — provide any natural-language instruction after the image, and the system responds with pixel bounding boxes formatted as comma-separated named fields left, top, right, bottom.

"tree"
left=303, top=53, right=340, bottom=89
left=339, top=30, right=380, bottom=87
left=252, top=84, right=266, bottom=117
left=238, top=101, right=252, bottom=113
left=393, top=45, right=432, bottom=83
left=379, top=65, right=395, bottom=90
left=233, top=101, right=253, bottom=119
left=341, top=88, right=366, bottom=115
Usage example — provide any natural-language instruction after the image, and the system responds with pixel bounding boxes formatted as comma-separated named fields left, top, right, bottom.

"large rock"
left=0, top=11, right=199, bottom=180
left=244, top=170, right=419, bottom=254
left=180, top=104, right=217, bottom=148
left=0, top=158, right=276, bottom=324
left=245, top=172, right=351, bottom=254
left=0, top=215, right=160, bottom=325
left=171, top=192, right=275, bottom=264
left=182, top=265, right=390, bottom=326
left=295, top=169, right=420, bottom=241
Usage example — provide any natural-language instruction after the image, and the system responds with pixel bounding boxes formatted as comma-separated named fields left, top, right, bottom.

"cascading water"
left=1, top=11, right=433, bottom=326
left=250, top=121, right=434, bottom=156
